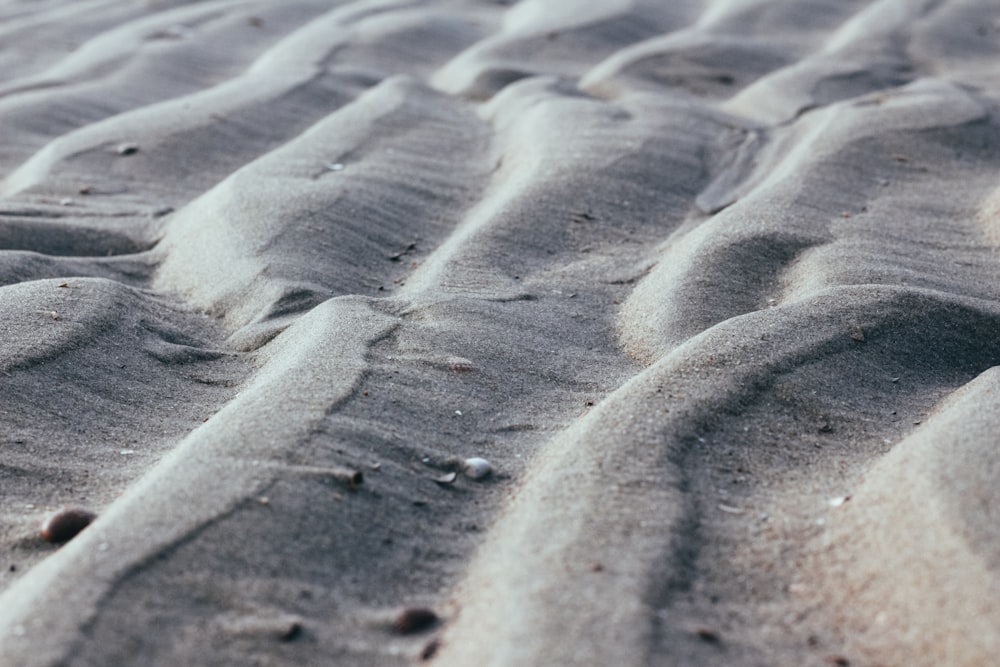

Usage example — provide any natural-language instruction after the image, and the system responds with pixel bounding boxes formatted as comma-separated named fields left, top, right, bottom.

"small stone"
left=461, top=457, right=493, bottom=480
left=392, top=607, right=439, bottom=635
left=692, top=625, right=720, bottom=643
left=40, top=507, right=97, bottom=543
left=116, top=143, right=139, bottom=156
left=279, top=621, right=302, bottom=642
left=221, top=614, right=303, bottom=641
left=420, top=637, right=441, bottom=660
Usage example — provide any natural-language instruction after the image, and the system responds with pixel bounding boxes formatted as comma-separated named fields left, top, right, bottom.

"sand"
left=0, top=1, right=998, bottom=665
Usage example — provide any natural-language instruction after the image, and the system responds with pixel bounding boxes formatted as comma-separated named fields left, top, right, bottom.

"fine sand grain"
left=1, top=1, right=999, bottom=665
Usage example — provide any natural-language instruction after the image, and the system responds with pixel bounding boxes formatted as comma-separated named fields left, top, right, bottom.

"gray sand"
left=1, top=1, right=999, bottom=665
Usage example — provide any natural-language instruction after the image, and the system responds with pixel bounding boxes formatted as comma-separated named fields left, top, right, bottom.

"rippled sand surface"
left=1, top=1, right=999, bottom=665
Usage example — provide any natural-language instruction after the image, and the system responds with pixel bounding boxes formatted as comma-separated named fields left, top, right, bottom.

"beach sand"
left=1, top=1, right=999, bottom=665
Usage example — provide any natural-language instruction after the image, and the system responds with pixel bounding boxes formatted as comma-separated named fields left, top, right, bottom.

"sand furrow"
left=0, top=1, right=152, bottom=84
left=432, top=1, right=700, bottom=99
left=0, top=1, right=436, bottom=203
left=155, top=74, right=493, bottom=348
left=437, top=284, right=1000, bottom=665
left=621, top=76, right=999, bottom=363
left=0, top=1, right=336, bottom=172
left=806, top=367, right=1000, bottom=666
left=0, top=296, right=396, bottom=665
left=0, top=278, right=245, bottom=615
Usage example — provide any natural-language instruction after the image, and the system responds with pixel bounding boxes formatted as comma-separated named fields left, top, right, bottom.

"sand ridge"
left=0, top=1, right=999, bottom=665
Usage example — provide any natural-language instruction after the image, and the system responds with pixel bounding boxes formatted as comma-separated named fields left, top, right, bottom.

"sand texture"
left=1, top=1, right=999, bottom=665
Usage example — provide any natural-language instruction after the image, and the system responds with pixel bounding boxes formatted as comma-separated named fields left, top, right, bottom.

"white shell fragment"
left=461, top=457, right=493, bottom=480
left=433, top=471, right=458, bottom=485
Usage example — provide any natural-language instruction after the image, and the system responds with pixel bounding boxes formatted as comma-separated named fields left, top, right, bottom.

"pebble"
left=279, top=621, right=302, bottom=642
left=420, top=637, right=441, bottom=660
left=40, top=507, right=97, bottom=543
left=461, top=457, right=493, bottom=480
left=392, top=607, right=439, bottom=635
left=692, top=625, right=720, bottom=643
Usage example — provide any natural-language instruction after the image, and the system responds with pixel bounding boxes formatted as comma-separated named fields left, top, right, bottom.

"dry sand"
left=1, top=1, right=999, bottom=665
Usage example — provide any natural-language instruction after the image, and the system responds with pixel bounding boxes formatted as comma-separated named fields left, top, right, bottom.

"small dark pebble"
left=393, top=607, right=439, bottom=635
left=325, top=466, right=363, bottom=491
left=8, top=564, right=16, bottom=572
left=116, top=143, right=139, bottom=156
left=41, top=507, right=97, bottom=543
left=693, top=625, right=720, bottom=643
left=420, top=637, right=441, bottom=660
left=824, top=655, right=850, bottom=666
left=279, top=621, right=302, bottom=642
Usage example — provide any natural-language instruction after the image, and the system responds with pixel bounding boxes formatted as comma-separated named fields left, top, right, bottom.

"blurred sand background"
left=0, top=1, right=999, bottom=665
